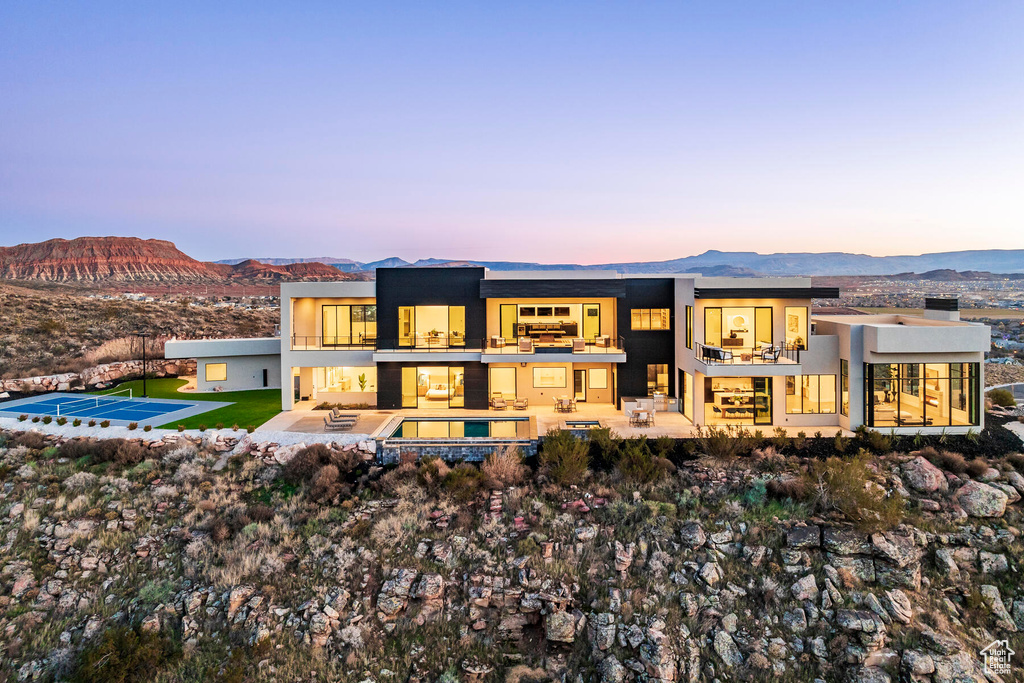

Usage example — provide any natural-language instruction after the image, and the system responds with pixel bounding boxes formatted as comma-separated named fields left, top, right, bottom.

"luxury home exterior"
left=166, top=267, right=990, bottom=434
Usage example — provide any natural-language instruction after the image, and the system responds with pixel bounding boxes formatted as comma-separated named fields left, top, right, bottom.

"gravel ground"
left=0, top=416, right=373, bottom=447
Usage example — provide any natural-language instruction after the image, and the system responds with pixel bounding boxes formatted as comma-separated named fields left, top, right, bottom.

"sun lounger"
left=324, top=416, right=355, bottom=432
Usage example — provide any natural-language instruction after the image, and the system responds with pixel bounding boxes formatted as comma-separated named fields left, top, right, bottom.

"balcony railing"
left=291, top=335, right=377, bottom=350
left=696, top=342, right=801, bottom=365
left=374, top=337, right=482, bottom=352
left=483, top=335, right=625, bottom=355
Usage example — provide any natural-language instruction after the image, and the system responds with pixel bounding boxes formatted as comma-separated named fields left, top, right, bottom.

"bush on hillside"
left=69, top=625, right=180, bottom=683
left=540, top=429, right=590, bottom=486
left=988, top=388, right=1016, bottom=408
left=804, top=451, right=905, bottom=533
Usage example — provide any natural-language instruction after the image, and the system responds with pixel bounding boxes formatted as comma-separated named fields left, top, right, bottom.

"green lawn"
left=92, top=378, right=282, bottom=430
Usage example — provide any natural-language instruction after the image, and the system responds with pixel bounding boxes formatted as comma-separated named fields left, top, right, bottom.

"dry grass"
left=482, top=446, right=528, bottom=487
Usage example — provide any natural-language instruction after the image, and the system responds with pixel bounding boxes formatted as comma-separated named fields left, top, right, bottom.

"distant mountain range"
left=220, top=248, right=1024, bottom=276
left=0, top=237, right=358, bottom=283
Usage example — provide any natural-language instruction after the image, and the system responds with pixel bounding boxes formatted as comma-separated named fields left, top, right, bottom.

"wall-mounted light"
left=520, top=362, right=527, bottom=367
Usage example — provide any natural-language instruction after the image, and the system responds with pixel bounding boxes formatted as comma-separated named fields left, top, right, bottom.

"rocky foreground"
left=1, top=428, right=1023, bottom=683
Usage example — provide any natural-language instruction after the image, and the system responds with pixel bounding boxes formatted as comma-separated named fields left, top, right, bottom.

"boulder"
left=786, top=525, right=821, bottom=549
left=901, top=457, right=946, bottom=493
left=680, top=521, right=707, bottom=548
left=791, top=574, right=819, bottom=602
left=546, top=610, right=576, bottom=643
left=954, top=481, right=1008, bottom=517
left=713, top=630, right=744, bottom=668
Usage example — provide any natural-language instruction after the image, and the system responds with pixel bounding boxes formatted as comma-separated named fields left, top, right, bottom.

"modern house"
left=172, top=268, right=990, bottom=434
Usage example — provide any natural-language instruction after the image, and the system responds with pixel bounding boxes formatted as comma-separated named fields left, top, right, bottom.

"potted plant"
left=358, top=373, right=367, bottom=391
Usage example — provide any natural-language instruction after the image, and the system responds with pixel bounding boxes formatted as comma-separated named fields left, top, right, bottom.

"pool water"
left=388, top=418, right=530, bottom=439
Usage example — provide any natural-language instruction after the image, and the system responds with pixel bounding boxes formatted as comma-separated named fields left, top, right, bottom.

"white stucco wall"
left=197, top=355, right=281, bottom=392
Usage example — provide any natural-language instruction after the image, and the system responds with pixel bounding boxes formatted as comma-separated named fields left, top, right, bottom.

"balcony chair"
left=572, top=338, right=586, bottom=353
left=595, top=335, right=611, bottom=348
left=513, top=397, right=529, bottom=410
left=491, top=397, right=508, bottom=410
left=518, top=337, right=533, bottom=353
left=760, top=345, right=781, bottom=363
left=490, top=335, right=505, bottom=349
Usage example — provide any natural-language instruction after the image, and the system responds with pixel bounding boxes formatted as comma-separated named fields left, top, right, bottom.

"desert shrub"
left=652, top=435, right=677, bottom=459
left=14, top=431, right=49, bottom=450
left=173, top=462, right=205, bottom=485
left=247, top=425, right=256, bottom=434
left=282, top=444, right=332, bottom=484
left=694, top=425, right=755, bottom=462
left=31, top=416, right=40, bottom=423
left=442, top=463, right=488, bottom=502
left=69, top=625, right=180, bottom=683
left=856, top=426, right=892, bottom=453
left=42, top=415, right=52, bottom=424
left=588, top=427, right=622, bottom=471
left=215, top=423, right=224, bottom=430
left=766, top=477, right=809, bottom=502
left=197, top=424, right=207, bottom=432
left=540, top=429, right=590, bottom=486
left=1007, top=453, right=1024, bottom=474
left=100, top=420, right=110, bottom=428
left=310, top=464, right=343, bottom=503
left=417, top=456, right=451, bottom=490
left=88, top=420, right=97, bottom=427
left=177, top=424, right=186, bottom=432
left=92, top=439, right=147, bottom=467
left=482, top=446, right=528, bottom=487
left=965, top=457, right=990, bottom=478
left=616, top=437, right=671, bottom=484
left=804, top=451, right=905, bottom=533
left=921, top=447, right=967, bottom=474
left=770, top=427, right=789, bottom=449
left=988, top=388, right=1016, bottom=408
left=742, top=479, right=768, bottom=507
left=64, top=471, right=98, bottom=492
left=127, top=422, right=138, bottom=431
left=247, top=503, right=275, bottom=523
left=56, top=417, right=67, bottom=426
left=72, top=418, right=81, bottom=427
left=18, top=414, right=27, bottom=421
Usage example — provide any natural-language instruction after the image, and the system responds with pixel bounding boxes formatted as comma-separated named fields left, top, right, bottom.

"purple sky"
left=2, top=2, right=1023, bottom=263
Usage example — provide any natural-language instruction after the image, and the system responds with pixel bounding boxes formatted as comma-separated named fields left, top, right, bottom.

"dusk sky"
left=2, top=2, right=1023, bottom=264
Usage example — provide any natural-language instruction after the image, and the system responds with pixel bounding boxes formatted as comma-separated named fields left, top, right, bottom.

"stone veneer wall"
left=0, top=359, right=197, bottom=394
left=377, top=439, right=538, bottom=465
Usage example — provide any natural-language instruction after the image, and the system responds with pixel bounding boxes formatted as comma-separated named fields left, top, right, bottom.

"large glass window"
left=398, top=306, right=466, bottom=347
left=314, top=366, right=377, bottom=393
left=685, top=306, right=693, bottom=350
left=865, top=362, right=979, bottom=427
left=840, top=360, right=849, bottom=416
left=682, top=371, right=694, bottom=420
left=705, top=376, right=772, bottom=425
left=785, top=307, right=808, bottom=350
left=786, top=375, right=836, bottom=414
left=631, top=309, right=670, bottom=330
left=647, top=364, right=669, bottom=395
left=703, top=307, right=773, bottom=351
left=322, top=305, right=376, bottom=346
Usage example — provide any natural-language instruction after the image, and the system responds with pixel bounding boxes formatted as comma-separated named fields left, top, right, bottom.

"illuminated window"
left=647, top=364, right=668, bottom=395
left=589, top=368, right=608, bottom=389
left=631, top=309, right=671, bottom=330
left=786, top=375, right=836, bottom=414
left=533, top=367, right=567, bottom=388
left=205, top=363, right=227, bottom=382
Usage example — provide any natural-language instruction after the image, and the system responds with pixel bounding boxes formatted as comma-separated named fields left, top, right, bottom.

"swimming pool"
left=386, top=417, right=531, bottom=439
left=0, top=392, right=230, bottom=428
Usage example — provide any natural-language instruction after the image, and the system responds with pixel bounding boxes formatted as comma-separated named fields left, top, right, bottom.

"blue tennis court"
left=0, top=392, right=232, bottom=428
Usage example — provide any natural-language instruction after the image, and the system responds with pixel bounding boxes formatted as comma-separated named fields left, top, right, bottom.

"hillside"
left=221, top=248, right=1024, bottom=276
left=0, top=426, right=1021, bottom=681
left=0, top=237, right=357, bottom=283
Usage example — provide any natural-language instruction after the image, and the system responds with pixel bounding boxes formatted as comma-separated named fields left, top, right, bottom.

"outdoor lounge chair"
left=760, top=345, right=781, bottom=363
left=519, top=337, right=533, bottom=353
left=491, top=397, right=508, bottom=410
left=572, top=338, right=586, bottom=353
left=324, top=416, right=355, bottom=432
left=513, top=397, right=528, bottom=410
left=330, top=409, right=358, bottom=420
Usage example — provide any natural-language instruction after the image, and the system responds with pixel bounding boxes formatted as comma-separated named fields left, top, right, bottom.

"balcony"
left=290, top=335, right=377, bottom=351
left=480, top=336, right=626, bottom=363
left=372, top=338, right=484, bottom=362
left=695, top=342, right=801, bottom=377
